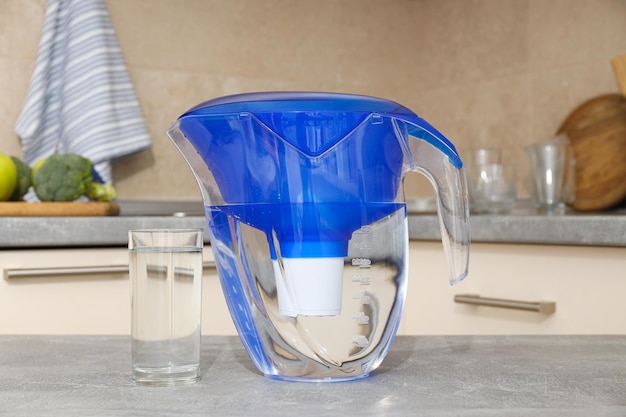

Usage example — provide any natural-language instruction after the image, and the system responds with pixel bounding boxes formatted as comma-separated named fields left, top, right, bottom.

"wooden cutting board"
left=557, top=93, right=626, bottom=211
left=0, top=202, right=120, bottom=216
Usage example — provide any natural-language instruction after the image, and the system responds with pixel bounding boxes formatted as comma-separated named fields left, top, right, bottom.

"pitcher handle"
left=397, top=118, right=471, bottom=285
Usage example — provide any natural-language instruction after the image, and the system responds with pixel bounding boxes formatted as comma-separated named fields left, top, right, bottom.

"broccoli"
left=33, top=154, right=93, bottom=202
left=9, top=156, right=32, bottom=201
left=86, top=182, right=117, bottom=202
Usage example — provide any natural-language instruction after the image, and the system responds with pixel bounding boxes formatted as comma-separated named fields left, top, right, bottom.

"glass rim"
left=128, top=228, right=203, bottom=234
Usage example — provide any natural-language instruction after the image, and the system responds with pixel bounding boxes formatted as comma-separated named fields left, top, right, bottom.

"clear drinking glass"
left=464, top=148, right=503, bottom=212
left=525, top=134, right=576, bottom=214
left=471, top=163, right=517, bottom=214
left=129, top=229, right=203, bottom=386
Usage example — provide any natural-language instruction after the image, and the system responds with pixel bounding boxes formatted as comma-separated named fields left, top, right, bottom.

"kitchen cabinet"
left=0, top=247, right=236, bottom=335
left=403, top=241, right=626, bottom=335
left=1, top=242, right=625, bottom=335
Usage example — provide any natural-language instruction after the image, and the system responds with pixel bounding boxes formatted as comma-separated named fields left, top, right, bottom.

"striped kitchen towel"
left=15, top=0, right=152, bottom=187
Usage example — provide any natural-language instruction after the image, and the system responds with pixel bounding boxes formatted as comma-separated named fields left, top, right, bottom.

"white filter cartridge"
left=274, top=257, right=344, bottom=317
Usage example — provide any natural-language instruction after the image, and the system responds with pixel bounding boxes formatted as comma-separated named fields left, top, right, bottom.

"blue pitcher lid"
left=181, top=91, right=415, bottom=117
left=179, top=91, right=461, bottom=169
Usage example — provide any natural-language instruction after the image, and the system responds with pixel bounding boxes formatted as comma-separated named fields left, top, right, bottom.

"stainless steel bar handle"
left=4, top=261, right=217, bottom=279
left=454, top=294, right=556, bottom=314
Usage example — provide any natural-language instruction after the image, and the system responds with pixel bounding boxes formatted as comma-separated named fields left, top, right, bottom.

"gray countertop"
left=408, top=207, right=626, bottom=247
left=2, top=199, right=626, bottom=248
left=1, top=335, right=625, bottom=416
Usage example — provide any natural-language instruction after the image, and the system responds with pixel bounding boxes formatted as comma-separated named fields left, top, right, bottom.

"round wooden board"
left=557, top=93, right=626, bottom=211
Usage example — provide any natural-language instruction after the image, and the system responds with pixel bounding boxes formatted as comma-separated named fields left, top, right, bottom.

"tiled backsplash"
left=1, top=0, right=625, bottom=200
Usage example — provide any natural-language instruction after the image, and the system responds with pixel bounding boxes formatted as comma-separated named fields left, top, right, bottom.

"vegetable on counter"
left=33, top=154, right=93, bottom=202
left=9, top=157, right=32, bottom=201
left=33, top=154, right=117, bottom=202
left=0, top=152, right=118, bottom=203
left=86, top=182, right=117, bottom=202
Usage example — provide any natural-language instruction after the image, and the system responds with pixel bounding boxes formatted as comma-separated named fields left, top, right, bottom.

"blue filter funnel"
left=169, top=92, right=470, bottom=316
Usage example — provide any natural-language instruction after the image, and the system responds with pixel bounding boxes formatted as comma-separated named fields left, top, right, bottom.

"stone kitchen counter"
left=2, top=199, right=626, bottom=248
left=1, top=335, right=624, bottom=416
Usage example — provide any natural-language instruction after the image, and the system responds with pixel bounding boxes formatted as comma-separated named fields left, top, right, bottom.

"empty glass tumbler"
left=471, top=163, right=517, bottom=214
left=464, top=148, right=516, bottom=213
left=525, top=135, right=576, bottom=213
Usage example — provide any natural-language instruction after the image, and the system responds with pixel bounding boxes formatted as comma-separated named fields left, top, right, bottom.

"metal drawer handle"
left=454, top=294, right=556, bottom=314
left=4, top=261, right=216, bottom=279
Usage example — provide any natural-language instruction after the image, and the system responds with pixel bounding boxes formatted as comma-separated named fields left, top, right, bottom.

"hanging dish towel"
left=15, top=0, right=152, bottom=186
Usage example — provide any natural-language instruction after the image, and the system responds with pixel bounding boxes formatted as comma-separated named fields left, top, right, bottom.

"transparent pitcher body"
left=206, top=202, right=408, bottom=381
left=168, top=92, right=470, bottom=382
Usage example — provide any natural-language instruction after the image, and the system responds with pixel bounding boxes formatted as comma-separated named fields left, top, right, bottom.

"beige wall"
left=1, top=0, right=625, bottom=200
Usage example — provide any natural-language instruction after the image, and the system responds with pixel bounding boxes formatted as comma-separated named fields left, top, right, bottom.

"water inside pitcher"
left=168, top=92, right=470, bottom=381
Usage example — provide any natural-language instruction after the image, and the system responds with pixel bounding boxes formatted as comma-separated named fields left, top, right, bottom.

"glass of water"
left=129, top=229, right=203, bottom=386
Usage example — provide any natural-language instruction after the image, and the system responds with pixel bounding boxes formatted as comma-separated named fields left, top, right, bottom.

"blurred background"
left=1, top=0, right=625, bottom=201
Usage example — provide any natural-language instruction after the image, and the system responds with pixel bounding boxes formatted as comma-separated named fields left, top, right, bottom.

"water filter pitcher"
left=168, top=92, right=470, bottom=381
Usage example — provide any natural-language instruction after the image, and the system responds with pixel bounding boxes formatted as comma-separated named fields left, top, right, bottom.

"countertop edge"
left=2, top=212, right=625, bottom=248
